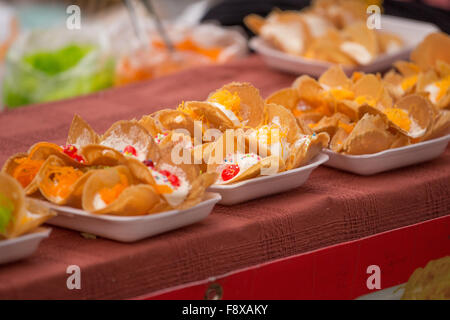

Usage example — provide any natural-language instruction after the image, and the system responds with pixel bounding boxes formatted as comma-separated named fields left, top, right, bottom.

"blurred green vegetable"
left=3, top=43, right=115, bottom=108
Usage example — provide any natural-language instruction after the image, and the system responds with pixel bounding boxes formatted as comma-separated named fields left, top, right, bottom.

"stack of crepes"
left=245, top=0, right=403, bottom=66
left=2, top=116, right=217, bottom=216
left=0, top=172, right=54, bottom=239
left=266, top=32, right=450, bottom=155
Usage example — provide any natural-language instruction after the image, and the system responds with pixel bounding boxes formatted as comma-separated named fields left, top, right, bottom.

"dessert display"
left=266, top=33, right=450, bottom=155
left=173, top=82, right=329, bottom=184
left=2, top=115, right=216, bottom=216
left=244, top=0, right=403, bottom=66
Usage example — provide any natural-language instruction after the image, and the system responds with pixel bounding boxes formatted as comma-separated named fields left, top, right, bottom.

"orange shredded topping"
left=338, top=121, right=355, bottom=134
left=329, top=88, right=354, bottom=100
left=384, top=108, right=411, bottom=131
left=401, top=75, right=418, bottom=91
left=354, top=95, right=376, bottom=107
left=208, top=89, right=242, bottom=120
left=12, top=157, right=44, bottom=188
left=352, top=72, right=364, bottom=82
left=40, top=166, right=84, bottom=199
left=154, top=184, right=173, bottom=194
left=98, top=173, right=129, bottom=205
left=152, top=37, right=222, bottom=62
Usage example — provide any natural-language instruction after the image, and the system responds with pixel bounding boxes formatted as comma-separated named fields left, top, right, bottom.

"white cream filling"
left=215, top=152, right=262, bottom=185
left=100, top=139, right=146, bottom=162
left=93, top=193, right=107, bottom=210
left=210, top=102, right=241, bottom=126
left=425, top=83, right=439, bottom=104
left=408, top=118, right=426, bottom=138
left=302, top=14, right=330, bottom=38
left=149, top=164, right=190, bottom=207
left=261, top=22, right=305, bottom=55
left=340, top=42, right=373, bottom=65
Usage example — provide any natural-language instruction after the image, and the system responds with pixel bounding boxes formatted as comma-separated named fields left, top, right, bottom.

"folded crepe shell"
left=211, top=82, right=265, bottom=128
left=296, top=117, right=313, bottom=135
left=342, top=114, right=395, bottom=155
left=285, top=132, right=329, bottom=170
left=207, top=130, right=278, bottom=183
left=211, top=153, right=284, bottom=185
left=0, top=173, right=55, bottom=239
left=377, top=32, right=403, bottom=54
left=259, top=11, right=307, bottom=56
left=309, top=113, right=351, bottom=137
left=353, top=74, right=383, bottom=102
left=1, top=152, right=41, bottom=195
left=411, top=32, right=450, bottom=71
left=66, top=114, right=100, bottom=148
left=175, top=171, right=217, bottom=210
left=394, top=61, right=421, bottom=78
left=340, top=22, right=378, bottom=65
left=264, top=103, right=301, bottom=143
left=244, top=13, right=266, bottom=34
left=421, top=110, right=450, bottom=141
left=363, top=94, right=434, bottom=139
left=138, top=115, right=162, bottom=137
left=330, top=127, right=350, bottom=153
left=37, top=155, right=94, bottom=207
left=28, top=142, right=86, bottom=167
left=265, top=87, right=299, bottom=111
left=319, top=65, right=352, bottom=89
left=184, top=101, right=237, bottom=131
left=80, top=144, right=127, bottom=166
left=151, top=109, right=197, bottom=137
left=292, top=75, right=325, bottom=105
left=101, top=120, right=159, bottom=162
left=82, top=166, right=161, bottom=216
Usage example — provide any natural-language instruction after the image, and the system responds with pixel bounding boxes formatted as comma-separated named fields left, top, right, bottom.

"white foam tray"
left=208, top=153, right=329, bottom=205
left=44, top=192, right=221, bottom=242
left=0, top=228, right=51, bottom=265
left=323, top=134, right=450, bottom=175
left=249, top=15, right=439, bottom=77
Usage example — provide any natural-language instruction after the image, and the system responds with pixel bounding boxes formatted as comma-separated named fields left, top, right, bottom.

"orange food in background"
left=115, top=37, right=224, bottom=87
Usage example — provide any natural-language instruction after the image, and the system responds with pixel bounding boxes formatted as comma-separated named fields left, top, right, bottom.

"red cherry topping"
left=143, top=160, right=154, bottom=167
left=62, top=145, right=85, bottom=163
left=123, top=145, right=137, bottom=157
left=159, top=170, right=180, bottom=187
left=221, top=164, right=240, bottom=181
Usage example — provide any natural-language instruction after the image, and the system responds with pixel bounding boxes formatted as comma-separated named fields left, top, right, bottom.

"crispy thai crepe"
left=150, top=109, right=198, bottom=137
left=100, top=120, right=160, bottom=162
left=0, top=172, right=54, bottom=239
left=244, top=2, right=402, bottom=66
left=82, top=166, right=161, bottom=216
left=2, top=141, right=87, bottom=195
left=208, top=82, right=265, bottom=128
left=342, top=114, right=395, bottom=155
left=36, top=155, right=94, bottom=207
left=66, top=114, right=100, bottom=148
left=285, top=132, right=329, bottom=170
left=266, top=37, right=450, bottom=155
